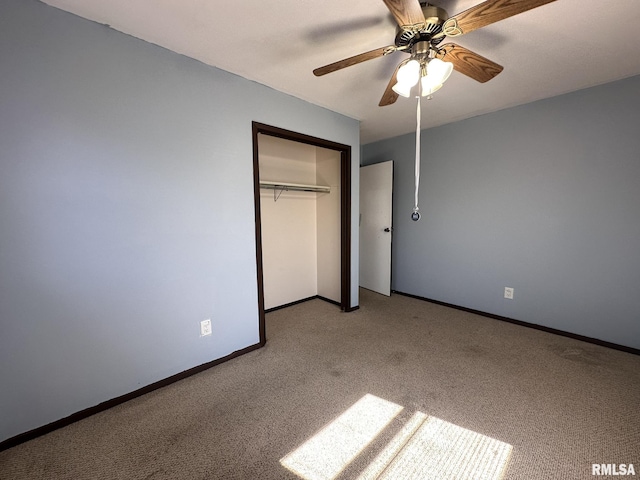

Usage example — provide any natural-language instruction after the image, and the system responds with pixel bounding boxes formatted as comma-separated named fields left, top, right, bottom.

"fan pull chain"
left=412, top=92, right=422, bottom=222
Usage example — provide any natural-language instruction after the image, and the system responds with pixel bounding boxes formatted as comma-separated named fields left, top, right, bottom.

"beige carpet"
left=1, top=289, right=639, bottom=479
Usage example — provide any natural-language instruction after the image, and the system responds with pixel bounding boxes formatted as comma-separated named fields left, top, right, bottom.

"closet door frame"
left=252, top=122, right=352, bottom=345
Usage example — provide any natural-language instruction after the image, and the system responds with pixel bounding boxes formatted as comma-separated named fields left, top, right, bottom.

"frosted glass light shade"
left=427, top=58, right=453, bottom=85
left=392, top=82, right=413, bottom=98
left=420, top=76, right=443, bottom=96
left=397, top=60, right=421, bottom=87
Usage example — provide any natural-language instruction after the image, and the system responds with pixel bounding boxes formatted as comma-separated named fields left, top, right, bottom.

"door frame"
left=252, top=122, right=352, bottom=345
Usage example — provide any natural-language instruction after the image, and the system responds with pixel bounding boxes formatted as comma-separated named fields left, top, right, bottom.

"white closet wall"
left=258, top=135, right=341, bottom=310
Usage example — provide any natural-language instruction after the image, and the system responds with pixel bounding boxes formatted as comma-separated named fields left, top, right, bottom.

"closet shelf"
left=260, top=181, right=330, bottom=193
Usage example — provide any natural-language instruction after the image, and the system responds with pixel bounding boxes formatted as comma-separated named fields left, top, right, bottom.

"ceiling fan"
left=313, top=0, right=557, bottom=106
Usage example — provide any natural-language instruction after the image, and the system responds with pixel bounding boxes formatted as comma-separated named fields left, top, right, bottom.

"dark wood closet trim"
left=252, top=121, right=353, bottom=346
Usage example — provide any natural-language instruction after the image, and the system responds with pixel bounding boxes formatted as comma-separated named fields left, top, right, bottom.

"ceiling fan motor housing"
left=395, top=4, right=448, bottom=48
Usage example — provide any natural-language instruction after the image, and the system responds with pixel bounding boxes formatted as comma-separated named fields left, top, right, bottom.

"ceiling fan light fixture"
left=426, top=58, right=453, bottom=86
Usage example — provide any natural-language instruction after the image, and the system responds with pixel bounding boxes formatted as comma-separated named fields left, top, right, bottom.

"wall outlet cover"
left=504, top=287, right=514, bottom=299
left=200, top=319, right=212, bottom=336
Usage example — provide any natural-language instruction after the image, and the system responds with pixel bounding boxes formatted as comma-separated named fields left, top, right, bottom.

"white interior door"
left=359, top=161, right=393, bottom=296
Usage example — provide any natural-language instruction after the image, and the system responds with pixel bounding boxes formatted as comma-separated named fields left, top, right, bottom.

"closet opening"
left=252, top=122, right=352, bottom=345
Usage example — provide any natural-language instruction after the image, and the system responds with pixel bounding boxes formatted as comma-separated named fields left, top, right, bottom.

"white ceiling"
left=42, top=0, right=640, bottom=144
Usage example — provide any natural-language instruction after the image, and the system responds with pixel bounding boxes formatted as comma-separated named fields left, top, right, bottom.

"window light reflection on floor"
left=280, top=394, right=513, bottom=480
left=360, top=414, right=513, bottom=479
left=280, top=394, right=404, bottom=480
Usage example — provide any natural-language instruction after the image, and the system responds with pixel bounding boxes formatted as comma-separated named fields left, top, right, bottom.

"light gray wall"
left=0, top=0, right=359, bottom=442
left=363, top=75, right=640, bottom=350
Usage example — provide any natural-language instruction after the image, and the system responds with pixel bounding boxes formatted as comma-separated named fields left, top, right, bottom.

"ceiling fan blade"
left=438, top=43, right=503, bottom=83
left=448, top=0, right=556, bottom=36
left=379, top=63, right=401, bottom=107
left=382, top=0, right=425, bottom=29
left=313, top=46, right=394, bottom=77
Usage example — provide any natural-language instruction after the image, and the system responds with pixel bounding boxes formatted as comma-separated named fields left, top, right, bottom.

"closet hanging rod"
left=259, top=181, right=330, bottom=194
left=259, top=181, right=331, bottom=202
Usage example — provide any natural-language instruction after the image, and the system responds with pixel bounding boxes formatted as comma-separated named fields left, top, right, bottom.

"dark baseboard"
left=265, top=295, right=346, bottom=313
left=317, top=295, right=341, bottom=307
left=265, top=296, right=319, bottom=313
left=344, top=305, right=360, bottom=312
left=393, top=290, right=640, bottom=356
left=0, top=342, right=263, bottom=453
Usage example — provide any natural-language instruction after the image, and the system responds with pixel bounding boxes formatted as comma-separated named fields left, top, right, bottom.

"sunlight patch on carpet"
left=281, top=394, right=513, bottom=480
left=280, top=394, right=403, bottom=480
left=359, top=414, right=512, bottom=480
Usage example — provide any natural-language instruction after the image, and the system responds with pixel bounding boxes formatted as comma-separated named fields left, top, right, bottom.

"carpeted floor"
left=1, top=289, right=639, bottom=479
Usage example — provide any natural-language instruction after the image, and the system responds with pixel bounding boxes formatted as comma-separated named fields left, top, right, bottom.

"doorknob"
left=383, top=227, right=392, bottom=232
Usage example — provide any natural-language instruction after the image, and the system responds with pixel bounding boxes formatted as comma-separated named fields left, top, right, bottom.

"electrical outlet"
left=200, top=319, right=212, bottom=337
left=504, top=287, right=514, bottom=300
